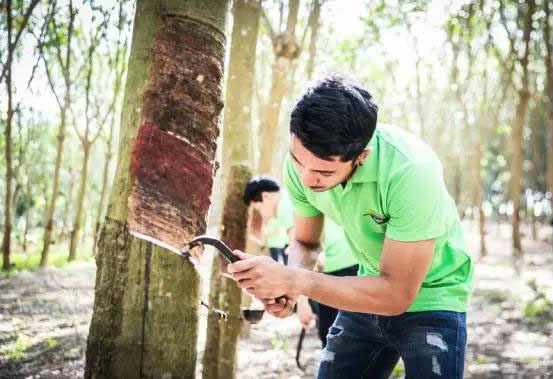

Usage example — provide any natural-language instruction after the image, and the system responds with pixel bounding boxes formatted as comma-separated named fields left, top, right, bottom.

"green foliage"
left=523, top=280, right=553, bottom=325
left=475, top=355, right=490, bottom=364
left=270, top=337, right=289, bottom=352
left=3, top=335, right=32, bottom=361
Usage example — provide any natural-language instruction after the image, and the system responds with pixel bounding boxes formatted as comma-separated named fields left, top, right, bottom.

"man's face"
left=251, top=192, right=277, bottom=219
left=289, top=135, right=369, bottom=192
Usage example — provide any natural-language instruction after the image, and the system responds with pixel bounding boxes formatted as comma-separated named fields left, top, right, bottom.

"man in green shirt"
left=229, top=75, right=473, bottom=378
left=243, top=176, right=294, bottom=265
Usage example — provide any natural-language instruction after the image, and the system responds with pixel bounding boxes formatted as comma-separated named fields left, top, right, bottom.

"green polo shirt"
left=322, top=218, right=358, bottom=273
left=266, top=193, right=294, bottom=249
left=284, top=123, right=473, bottom=312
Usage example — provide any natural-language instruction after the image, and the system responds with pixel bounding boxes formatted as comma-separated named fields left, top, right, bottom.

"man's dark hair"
left=243, top=176, right=280, bottom=205
left=290, top=74, right=378, bottom=162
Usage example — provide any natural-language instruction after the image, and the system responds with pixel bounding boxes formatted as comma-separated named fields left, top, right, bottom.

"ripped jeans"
left=317, top=310, right=466, bottom=379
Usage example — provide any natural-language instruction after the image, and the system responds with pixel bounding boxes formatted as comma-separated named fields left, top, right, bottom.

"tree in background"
left=544, top=0, right=553, bottom=212
left=1, top=0, right=41, bottom=271
left=68, top=5, right=113, bottom=261
left=38, top=0, right=78, bottom=267
left=258, top=0, right=300, bottom=175
left=202, top=1, right=260, bottom=378
left=93, top=1, right=129, bottom=255
left=499, top=0, right=536, bottom=254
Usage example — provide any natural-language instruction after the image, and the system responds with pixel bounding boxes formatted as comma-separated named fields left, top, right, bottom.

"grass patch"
left=1, top=335, right=32, bottom=361
left=523, top=280, right=553, bottom=325
left=0, top=246, right=94, bottom=278
left=270, top=337, right=289, bottom=352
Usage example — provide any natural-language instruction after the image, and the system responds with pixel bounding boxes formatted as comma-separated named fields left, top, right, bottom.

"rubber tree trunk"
left=84, top=1, right=230, bottom=377
left=40, top=1, right=76, bottom=267
left=2, top=38, right=14, bottom=272
left=547, top=114, right=553, bottom=201
left=2, top=0, right=41, bottom=270
left=258, top=0, right=300, bottom=175
left=94, top=116, right=115, bottom=256
left=544, top=0, right=553, bottom=211
left=202, top=1, right=260, bottom=378
left=60, top=166, right=74, bottom=241
left=94, top=7, right=126, bottom=256
left=475, top=143, right=487, bottom=258
left=510, top=0, right=535, bottom=255
left=306, top=0, right=322, bottom=80
left=68, top=144, right=91, bottom=261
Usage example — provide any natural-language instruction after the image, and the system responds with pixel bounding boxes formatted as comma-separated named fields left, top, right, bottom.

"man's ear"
left=357, top=148, right=371, bottom=165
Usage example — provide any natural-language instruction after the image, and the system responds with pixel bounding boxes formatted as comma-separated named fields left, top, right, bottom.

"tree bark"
left=40, top=1, right=76, bottom=267
left=258, top=0, right=300, bottom=175
left=306, top=0, right=322, bottom=80
left=68, top=144, right=91, bottom=261
left=544, top=0, right=553, bottom=211
left=203, top=1, right=260, bottom=377
left=60, top=166, right=75, bottom=241
left=85, top=0, right=230, bottom=377
left=94, top=114, right=116, bottom=256
left=2, top=0, right=15, bottom=271
left=510, top=0, right=535, bottom=255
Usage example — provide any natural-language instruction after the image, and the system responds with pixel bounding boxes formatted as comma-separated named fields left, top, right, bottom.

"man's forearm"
left=286, top=239, right=321, bottom=269
left=289, top=268, right=414, bottom=316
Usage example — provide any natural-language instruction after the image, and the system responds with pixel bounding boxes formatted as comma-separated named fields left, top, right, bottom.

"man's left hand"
left=228, top=251, right=298, bottom=299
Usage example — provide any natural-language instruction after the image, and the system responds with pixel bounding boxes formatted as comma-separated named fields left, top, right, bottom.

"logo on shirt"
left=363, top=210, right=389, bottom=225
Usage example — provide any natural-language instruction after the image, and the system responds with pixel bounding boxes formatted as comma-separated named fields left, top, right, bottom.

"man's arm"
left=292, top=238, right=434, bottom=315
left=230, top=237, right=435, bottom=316
left=286, top=213, right=324, bottom=269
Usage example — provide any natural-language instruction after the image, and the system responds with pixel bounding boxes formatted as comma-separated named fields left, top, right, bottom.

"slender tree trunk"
left=259, top=58, right=290, bottom=174
left=2, top=51, right=14, bottom=272
left=510, top=0, right=535, bottom=254
left=94, top=119, right=115, bottom=255
left=306, top=0, right=322, bottom=80
left=258, top=0, right=300, bottom=175
left=22, top=208, right=30, bottom=253
left=69, top=145, right=91, bottom=261
left=2, top=0, right=15, bottom=271
left=85, top=0, right=230, bottom=377
left=203, top=255, right=224, bottom=379
left=40, top=108, right=68, bottom=267
left=60, top=166, right=74, bottom=241
left=203, top=1, right=260, bottom=377
left=475, top=143, right=487, bottom=257
left=217, top=165, right=250, bottom=375
left=544, top=1, right=553, bottom=211
left=547, top=113, right=553, bottom=200
left=40, top=3, right=75, bottom=266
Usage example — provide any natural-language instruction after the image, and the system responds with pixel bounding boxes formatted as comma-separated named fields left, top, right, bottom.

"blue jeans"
left=317, top=310, right=466, bottom=379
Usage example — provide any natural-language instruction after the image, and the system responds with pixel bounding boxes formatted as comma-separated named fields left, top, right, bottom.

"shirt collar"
left=350, top=134, right=378, bottom=183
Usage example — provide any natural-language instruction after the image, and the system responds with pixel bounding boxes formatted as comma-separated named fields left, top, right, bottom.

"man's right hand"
left=262, top=294, right=297, bottom=318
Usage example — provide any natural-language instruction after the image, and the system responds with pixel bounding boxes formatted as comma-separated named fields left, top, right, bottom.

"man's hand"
left=227, top=251, right=298, bottom=299
left=262, top=294, right=297, bottom=318
left=296, top=295, right=315, bottom=327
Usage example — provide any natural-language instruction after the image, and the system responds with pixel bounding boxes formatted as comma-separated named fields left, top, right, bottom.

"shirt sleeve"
left=385, top=162, right=447, bottom=242
left=282, top=155, right=321, bottom=217
left=278, top=193, right=295, bottom=233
